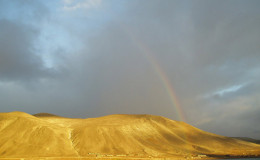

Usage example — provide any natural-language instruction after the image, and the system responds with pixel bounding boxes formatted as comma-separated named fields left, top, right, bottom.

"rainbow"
left=123, top=27, right=186, bottom=122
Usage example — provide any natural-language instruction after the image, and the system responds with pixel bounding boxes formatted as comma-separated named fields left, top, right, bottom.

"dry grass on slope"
left=0, top=112, right=78, bottom=157
left=0, top=112, right=259, bottom=159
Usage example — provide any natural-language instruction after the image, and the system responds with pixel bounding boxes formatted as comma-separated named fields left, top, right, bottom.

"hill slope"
left=232, top=137, right=260, bottom=144
left=0, top=111, right=260, bottom=159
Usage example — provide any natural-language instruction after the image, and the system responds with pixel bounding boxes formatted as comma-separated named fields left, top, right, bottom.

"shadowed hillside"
left=0, top=111, right=259, bottom=159
left=33, top=113, right=61, bottom=118
left=232, top=137, right=260, bottom=144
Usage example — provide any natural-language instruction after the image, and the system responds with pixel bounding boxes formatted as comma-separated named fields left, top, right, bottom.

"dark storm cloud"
left=0, top=0, right=54, bottom=82
left=0, top=0, right=260, bottom=138
left=0, top=19, right=51, bottom=81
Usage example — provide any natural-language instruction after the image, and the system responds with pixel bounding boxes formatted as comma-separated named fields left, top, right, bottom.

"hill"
left=232, top=137, right=260, bottom=144
left=0, top=111, right=259, bottom=159
left=33, top=113, right=60, bottom=117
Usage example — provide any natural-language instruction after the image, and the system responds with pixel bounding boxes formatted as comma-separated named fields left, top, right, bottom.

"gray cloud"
left=0, top=0, right=49, bottom=22
left=0, top=19, right=52, bottom=82
left=73, top=0, right=260, bottom=138
left=0, top=0, right=54, bottom=82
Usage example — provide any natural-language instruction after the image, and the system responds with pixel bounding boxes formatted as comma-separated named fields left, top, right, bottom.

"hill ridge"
left=33, top=112, right=61, bottom=118
left=0, top=111, right=259, bottom=159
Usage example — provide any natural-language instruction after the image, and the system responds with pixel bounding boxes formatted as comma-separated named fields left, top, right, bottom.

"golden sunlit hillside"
left=0, top=111, right=259, bottom=159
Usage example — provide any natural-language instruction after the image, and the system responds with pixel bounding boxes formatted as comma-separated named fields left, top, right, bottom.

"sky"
left=0, top=0, right=260, bottom=139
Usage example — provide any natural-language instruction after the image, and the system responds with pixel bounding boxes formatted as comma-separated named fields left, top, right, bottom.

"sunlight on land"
left=0, top=111, right=259, bottom=159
